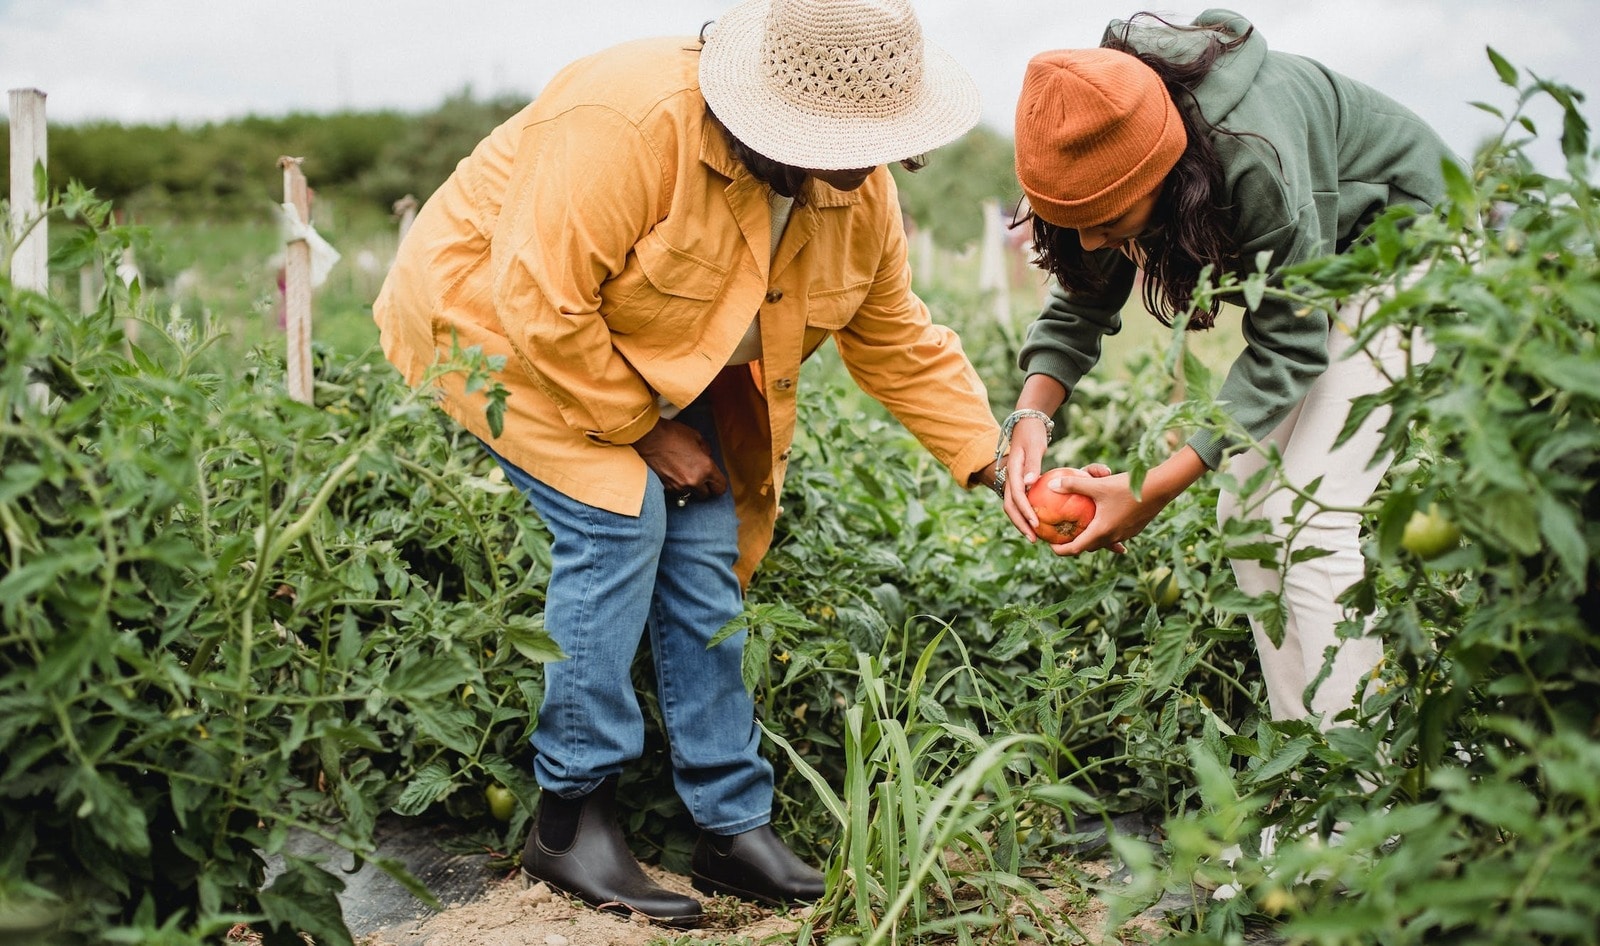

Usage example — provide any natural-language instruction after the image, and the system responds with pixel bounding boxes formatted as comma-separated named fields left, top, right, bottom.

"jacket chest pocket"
left=601, top=234, right=729, bottom=345
left=800, top=282, right=867, bottom=358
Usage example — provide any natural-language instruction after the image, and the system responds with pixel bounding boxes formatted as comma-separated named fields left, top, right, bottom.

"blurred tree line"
left=2, top=91, right=1021, bottom=248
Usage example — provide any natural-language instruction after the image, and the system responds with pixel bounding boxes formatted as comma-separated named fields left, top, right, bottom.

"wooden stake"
left=279, top=156, right=314, bottom=404
left=393, top=194, right=418, bottom=245
left=79, top=264, right=98, bottom=314
left=8, top=88, right=48, bottom=293
left=977, top=199, right=1011, bottom=327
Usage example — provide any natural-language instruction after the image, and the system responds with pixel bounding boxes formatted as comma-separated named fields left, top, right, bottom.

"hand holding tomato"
left=1026, top=467, right=1096, bottom=543
left=1034, top=448, right=1209, bottom=555
left=1001, top=461, right=1125, bottom=553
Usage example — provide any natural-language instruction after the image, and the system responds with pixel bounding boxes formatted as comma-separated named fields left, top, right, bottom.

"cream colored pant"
left=1216, top=299, right=1428, bottom=723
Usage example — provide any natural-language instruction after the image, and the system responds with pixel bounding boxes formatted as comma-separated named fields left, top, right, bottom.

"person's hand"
left=1007, top=461, right=1128, bottom=552
left=632, top=418, right=727, bottom=502
left=998, top=415, right=1052, bottom=540
left=1037, top=467, right=1166, bottom=556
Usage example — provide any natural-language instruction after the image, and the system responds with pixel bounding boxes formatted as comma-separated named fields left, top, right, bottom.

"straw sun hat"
left=699, top=0, right=981, bottom=171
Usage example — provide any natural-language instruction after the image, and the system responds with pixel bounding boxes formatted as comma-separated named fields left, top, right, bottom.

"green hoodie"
left=1017, top=9, right=1460, bottom=468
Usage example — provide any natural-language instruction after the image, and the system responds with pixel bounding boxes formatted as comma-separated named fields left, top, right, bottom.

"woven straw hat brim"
left=699, top=0, right=982, bottom=171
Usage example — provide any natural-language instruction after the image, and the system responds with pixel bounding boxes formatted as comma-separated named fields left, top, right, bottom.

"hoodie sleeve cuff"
left=1185, top=429, right=1228, bottom=471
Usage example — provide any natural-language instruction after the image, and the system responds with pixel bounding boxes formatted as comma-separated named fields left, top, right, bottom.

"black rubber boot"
left=691, top=823, right=826, bottom=906
left=521, top=777, right=703, bottom=927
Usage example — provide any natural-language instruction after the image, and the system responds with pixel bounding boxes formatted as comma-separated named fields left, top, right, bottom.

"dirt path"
left=365, top=865, right=804, bottom=946
left=360, top=860, right=1167, bottom=946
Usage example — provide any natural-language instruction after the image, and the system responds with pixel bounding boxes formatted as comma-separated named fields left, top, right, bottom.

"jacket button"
left=774, top=377, right=794, bottom=390
left=765, top=289, right=783, bottom=303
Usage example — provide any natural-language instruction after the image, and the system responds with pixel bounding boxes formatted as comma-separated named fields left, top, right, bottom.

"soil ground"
left=362, top=864, right=1171, bottom=946
left=258, top=818, right=1186, bottom=945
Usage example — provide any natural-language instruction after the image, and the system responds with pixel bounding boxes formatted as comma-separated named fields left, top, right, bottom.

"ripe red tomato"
left=1026, top=467, right=1096, bottom=544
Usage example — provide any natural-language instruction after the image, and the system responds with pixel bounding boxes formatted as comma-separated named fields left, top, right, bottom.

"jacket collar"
left=698, top=118, right=864, bottom=209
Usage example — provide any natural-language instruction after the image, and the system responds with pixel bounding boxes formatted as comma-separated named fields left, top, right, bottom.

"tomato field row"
left=2, top=62, right=1597, bottom=946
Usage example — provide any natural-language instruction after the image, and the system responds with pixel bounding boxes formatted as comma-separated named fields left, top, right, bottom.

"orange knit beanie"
left=1014, top=47, right=1186, bottom=230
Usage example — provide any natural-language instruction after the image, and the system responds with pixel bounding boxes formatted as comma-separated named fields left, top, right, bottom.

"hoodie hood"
left=1103, top=8, right=1265, bottom=126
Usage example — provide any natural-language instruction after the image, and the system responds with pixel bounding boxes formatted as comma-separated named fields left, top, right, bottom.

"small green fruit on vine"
left=1401, top=506, right=1461, bottom=560
left=485, top=784, right=516, bottom=822
left=1142, top=566, right=1180, bottom=609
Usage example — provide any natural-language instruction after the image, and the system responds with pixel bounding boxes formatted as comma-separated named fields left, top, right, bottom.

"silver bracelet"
left=992, top=409, right=1055, bottom=497
left=1002, top=409, right=1055, bottom=444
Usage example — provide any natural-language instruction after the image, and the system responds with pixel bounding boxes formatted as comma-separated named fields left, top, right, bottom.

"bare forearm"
left=1016, top=373, right=1068, bottom=415
left=1143, top=445, right=1209, bottom=506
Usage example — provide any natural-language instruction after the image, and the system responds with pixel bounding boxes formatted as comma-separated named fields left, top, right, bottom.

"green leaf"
left=1441, top=158, right=1477, bottom=211
left=501, top=614, right=565, bottom=663
left=410, top=702, right=475, bottom=749
left=62, top=765, right=151, bottom=856
left=370, top=855, right=442, bottom=910
left=1533, top=354, right=1600, bottom=399
left=484, top=387, right=507, bottom=439
left=382, top=658, right=469, bottom=702
left=315, top=721, right=385, bottom=754
left=1474, top=489, right=1542, bottom=556
left=1486, top=46, right=1519, bottom=86
left=0, top=546, right=102, bottom=602
left=1247, top=735, right=1312, bottom=785
left=1241, top=272, right=1266, bottom=311
left=1536, top=491, right=1589, bottom=586
left=393, top=760, right=456, bottom=817
left=0, top=462, right=45, bottom=504
left=1432, top=769, right=1540, bottom=834
left=1145, top=619, right=1192, bottom=692
left=741, top=631, right=771, bottom=694
left=257, top=857, right=354, bottom=946
left=1026, top=782, right=1097, bottom=811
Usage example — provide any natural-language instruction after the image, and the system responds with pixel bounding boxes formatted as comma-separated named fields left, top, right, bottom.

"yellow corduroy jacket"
left=373, top=37, right=1000, bottom=586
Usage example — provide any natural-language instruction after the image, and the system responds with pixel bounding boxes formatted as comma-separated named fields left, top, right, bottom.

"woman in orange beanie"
left=996, top=9, right=1459, bottom=724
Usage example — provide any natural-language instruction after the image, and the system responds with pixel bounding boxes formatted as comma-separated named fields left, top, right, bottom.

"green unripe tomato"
left=1142, top=566, right=1180, bottom=609
left=1401, top=507, right=1461, bottom=560
left=485, top=783, right=516, bottom=822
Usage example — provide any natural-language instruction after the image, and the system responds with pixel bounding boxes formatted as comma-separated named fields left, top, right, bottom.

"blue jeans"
left=483, top=401, right=772, bottom=834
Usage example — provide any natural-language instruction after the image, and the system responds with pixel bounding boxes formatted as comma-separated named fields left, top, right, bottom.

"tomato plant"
left=3, top=51, right=1596, bottom=946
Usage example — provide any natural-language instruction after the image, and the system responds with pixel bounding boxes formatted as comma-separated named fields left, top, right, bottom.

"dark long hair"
left=1026, top=13, right=1261, bottom=329
left=707, top=111, right=928, bottom=204
left=696, top=22, right=925, bottom=205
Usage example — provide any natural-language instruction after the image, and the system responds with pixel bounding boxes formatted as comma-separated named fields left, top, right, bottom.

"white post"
left=393, top=194, right=418, bottom=246
left=977, top=199, right=1011, bottom=326
left=913, top=226, right=935, bottom=287
left=115, top=247, right=142, bottom=348
left=9, top=88, right=48, bottom=293
left=279, top=156, right=314, bottom=405
left=79, top=264, right=98, bottom=314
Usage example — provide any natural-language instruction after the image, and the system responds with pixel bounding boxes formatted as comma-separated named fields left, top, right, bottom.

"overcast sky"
left=4, top=0, right=1596, bottom=172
